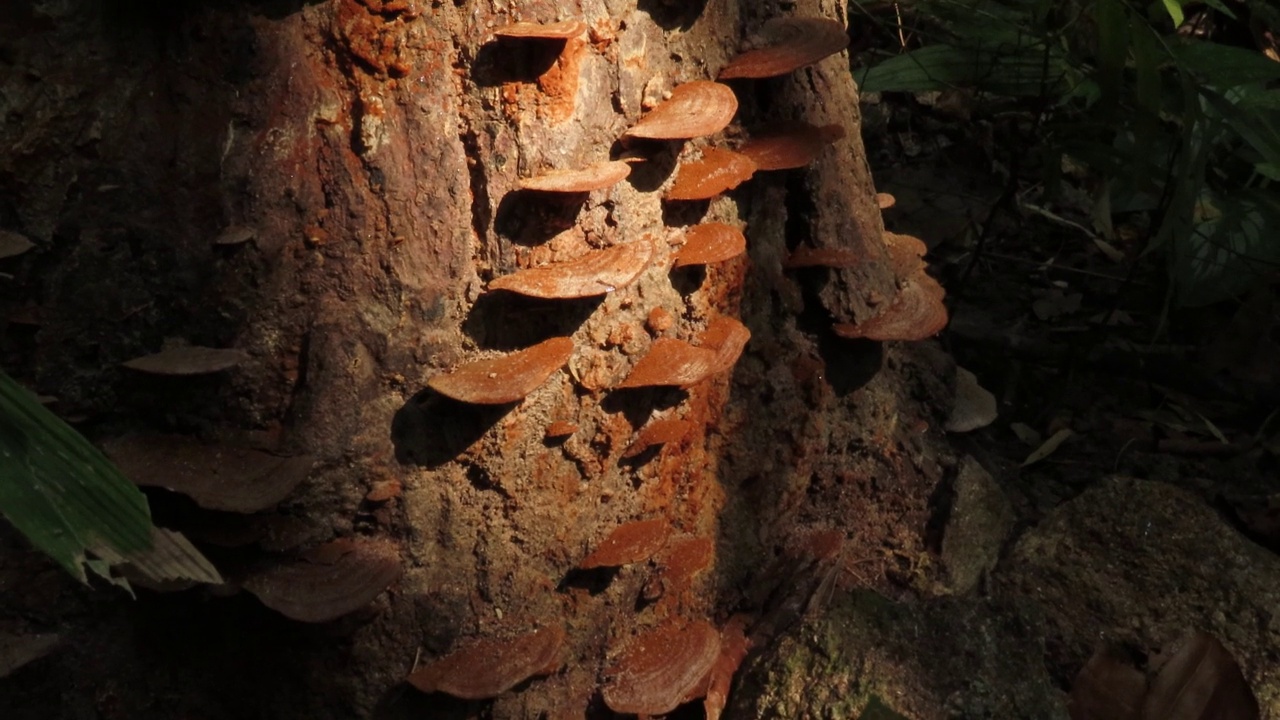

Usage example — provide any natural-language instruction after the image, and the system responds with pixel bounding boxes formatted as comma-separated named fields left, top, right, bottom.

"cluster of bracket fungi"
left=95, top=9, right=950, bottom=717
left=405, top=11, right=950, bottom=719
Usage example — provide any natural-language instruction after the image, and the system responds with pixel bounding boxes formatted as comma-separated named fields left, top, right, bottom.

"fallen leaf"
left=1021, top=428, right=1073, bottom=467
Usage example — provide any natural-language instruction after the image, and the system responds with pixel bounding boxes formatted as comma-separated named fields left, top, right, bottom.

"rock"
left=940, top=455, right=1013, bottom=594
left=998, top=477, right=1280, bottom=711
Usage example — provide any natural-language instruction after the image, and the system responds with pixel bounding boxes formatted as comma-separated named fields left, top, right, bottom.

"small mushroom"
left=876, top=192, right=896, bottom=209
left=427, top=337, right=574, bottom=404
left=517, top=160, right=631, bottom=193
left=122, top=346, right=249, bottom=375
left=493, top=20, right=588, bottom=40
left=102, top=434, right=314, bottom=513
left=702, top=617, right=753, bottom=720
left=407, top=625, right=565, bottom=700
left=672, top=223, right=747, bottom=268
left=783, top=246, right=863, bottom=268
left=832, top=274, right=948, bottom=341
left=665, top=148, right=757, bottom=201
left=488, top=238, right=653, bottom=299
left=622, top=418, right=695, bottom=458
left=652, top=535, right=714, bottom=596
left=602, top=618, right=721, bottom=716
left=242, top=537, right=402, bottom=623
left=737, top=121, right=844, bottom=171
left=885, top=231, right=928, bottom=279
left=623, top=81, right=739, bottom=140
left=719, top=17, right=851, bottom=79
left=579, top=519, right=670, bottom=569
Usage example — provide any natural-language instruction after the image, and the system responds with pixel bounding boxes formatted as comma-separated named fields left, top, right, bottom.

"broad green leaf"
left=1160, top=0, right=1185, bottom=27
left=1172, top=190, right=1280, bottom=306
left=0, top=371, right=221, bottom=587
left=857, top=43, right=1070, bottom=96
left=1173, top=40, right=1280, bottom=87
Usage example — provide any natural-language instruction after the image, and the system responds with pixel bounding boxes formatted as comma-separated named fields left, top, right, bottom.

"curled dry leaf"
left=213, top=225, right=255, bottom=246
left=493, top=20, right=587, bottom=40
left=623, top=81, right=739, bottom=140
left=427, top=336, right=574, bottom=404
left=719, top=17, right=851, bottom=79
left=0, top=230, right=35, bottom=260
left=673, top=222, right=747, bottom=268
left=517, top=160, right=631, bottom=193
left=579, top=518, right=670, bottom=569
left=783, top=246, right=863, bottom=268
left=407, top=625, right=565, bottom=700
left=1068, top=646, right=1147, bottom=720
left=103, top=434, right=314, bottom=513
left=243, top=537, right=401, bottom=623
left=945, top=366, right=998, bottom=433
left=832, top=274, right=948, bottom=341
left=1144, top=630, right=1258, bottom=720
left=488, top=238, right=653, bottom=299
left=665, top=148, right=757, bottom=201
left=622, top=418, right=695, bottom=458
left=602, top=619, right=721, bottom=716
left=122, top=346, right=249, bottom=375
left=737, top=121, right=844, bottom=171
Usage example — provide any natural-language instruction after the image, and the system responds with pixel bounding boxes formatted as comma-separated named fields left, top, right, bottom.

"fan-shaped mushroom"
left=427, top=337, right=574, bottom=404
left=623, top=81, right=739, bottom=140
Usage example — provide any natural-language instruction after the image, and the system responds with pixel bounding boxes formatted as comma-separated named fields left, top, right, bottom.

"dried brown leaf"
left=1143, top=630, right=1258, bottom=720
left=1068, top=647, right=1147, bottom=720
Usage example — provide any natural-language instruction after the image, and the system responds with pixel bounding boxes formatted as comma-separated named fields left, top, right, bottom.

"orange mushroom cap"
left=719, top=17, right=850, bottom=79
left=623, top=81, right=739, bottom=140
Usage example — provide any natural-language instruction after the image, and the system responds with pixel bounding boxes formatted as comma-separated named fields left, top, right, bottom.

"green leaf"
left=1172, top=190, right=1280, bottom=306
left=857, top=43, right=1070, bottom=96
left=0, top=371, right=220, bottom=587
left=1173, top=40, right=1280, bottom=87
left=1160, top=0, right=1185, bottom=27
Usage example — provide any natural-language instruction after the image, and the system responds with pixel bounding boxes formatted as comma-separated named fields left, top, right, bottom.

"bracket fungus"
left=618, top=315, right=749, bottom=389
left=242, top=537, right=401, bottom=623
left=651, top=535, right=715, bottom=597
left=103, top=434, right=314, bottom=513
left=719, top=16, right=851, bottom=79
left=876, top=192, right=897, bottom=209
left=783, top=246, right=863, bottom=269
left=407, top=625, right=565, bottom=700
left=737, top=121, right=845, bottom=171
left=213, top=225, right=255, bottom=246
left=622, top=81, right=739, bottom=140
left=579, top=518, right=670, bottom=569
left=602, top=618, right=722, bottom=716
left=488, top=238, right=653, bottom=299
left=427, top=336, right=574, bottom=404
left=665, top=148, right=757, bottom=201
left=122, top=346, right=249, bottom=375
left=493, top=20, right=588, bottom=40
left=832, top=273, right=948, bottom=341
left=672, top=222, right=747, bottom=268
left=517, top=160, right=631, bottom=193
left=622, top=418, right=695, bottom=458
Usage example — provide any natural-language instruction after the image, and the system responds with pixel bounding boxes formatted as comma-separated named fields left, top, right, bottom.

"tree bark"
left=0, top=1, right=950, bottom=717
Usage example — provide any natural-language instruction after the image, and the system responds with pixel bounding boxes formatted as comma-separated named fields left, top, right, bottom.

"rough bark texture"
left=1, top=1, right=952, bottom=717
